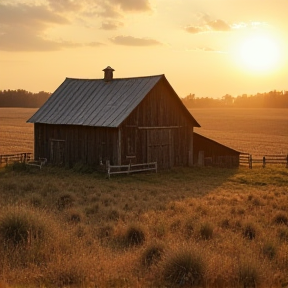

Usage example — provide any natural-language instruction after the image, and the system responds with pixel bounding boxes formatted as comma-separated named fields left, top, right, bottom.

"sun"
left=237, top=34, right=280, bottom=72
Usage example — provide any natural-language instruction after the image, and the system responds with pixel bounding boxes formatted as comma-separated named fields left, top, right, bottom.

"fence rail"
left=0, top=153, right=47, bottom=169
left=240, top=153, right=288, bottom=169
left=0, top=153, right=33, bottom=166
left=107, top=161, right=157, bottom=178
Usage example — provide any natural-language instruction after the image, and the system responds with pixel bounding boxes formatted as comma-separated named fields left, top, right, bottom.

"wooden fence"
left=0, top=153, right=47, bottom=169
left=0, top=153, right=33, bottom=166
left=240, top=153, right=288, bottom=169
left=107, top=161, right=157, bottom=178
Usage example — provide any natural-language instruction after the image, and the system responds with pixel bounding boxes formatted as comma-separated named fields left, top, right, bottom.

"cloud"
left=110, top=35, right=162, bottom=46
left=0, top=3, right=74, bottom=51
left=207, top=19, right=230, bottom=31
left=87, top=41, right=105, bottom=47
left=47, top=0, right=82, bottom=12
left=0, top=29, right=62, bottom=51
left=0, top=25, right=83, bottom=52
left=197, top=47, right=225, bottom=53
left=186, top=46, right=226, bottom=53
left=185, top=17, right=231, bottom=34
left=83, top=0, right=151, bottom=19
left=0, top=1, right=154, bottom=52
left=93, top=2, right=122, bottom=18
left=185, top=26, right=203, bottom=34
left=109, top=0, right=151, bottom=12
left=197, top=47, right=215, bottom=52
left=100, top=21, right=124, bottom=30
left=231, top=21, right=267, bottom=30
left=0, top=3, right=68, bottom=27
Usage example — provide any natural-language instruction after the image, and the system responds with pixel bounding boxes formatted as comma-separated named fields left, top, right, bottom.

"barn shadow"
left=107, top=165, right=241, bottom=211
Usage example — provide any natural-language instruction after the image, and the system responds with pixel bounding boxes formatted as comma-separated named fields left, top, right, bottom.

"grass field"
left=191, top=108, right=288, bottom=156
left=0, top=108, right=36, bottom=155
left=0, top=165, right=288, bottom=287
left=1, top=107, right=287, bottom=156
left=0, top=108, right=288, bottom=287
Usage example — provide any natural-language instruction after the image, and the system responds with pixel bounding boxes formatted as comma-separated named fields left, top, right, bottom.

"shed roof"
left=27, top=74, right=200, bottom=128
left=194, top=132, right=241, bottom=155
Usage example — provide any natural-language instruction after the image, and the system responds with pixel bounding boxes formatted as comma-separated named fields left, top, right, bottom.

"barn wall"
left=34, top=123, right=118, bottom=166
left=193, top=133, right=240, bottom=167
left=120, top=77, right=194, bottom=168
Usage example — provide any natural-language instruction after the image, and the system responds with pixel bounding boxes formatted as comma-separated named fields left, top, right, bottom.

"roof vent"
left=103, top=66, right=115, bottom=82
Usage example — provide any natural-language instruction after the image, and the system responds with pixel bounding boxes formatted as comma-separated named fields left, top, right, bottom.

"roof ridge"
left=65, top=74, right=164, bottom=81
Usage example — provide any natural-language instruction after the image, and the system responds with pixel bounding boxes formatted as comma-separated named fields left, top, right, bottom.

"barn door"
left=50, top=139, right=65, bottom=165
left=147, top=129, right=172, bottom=169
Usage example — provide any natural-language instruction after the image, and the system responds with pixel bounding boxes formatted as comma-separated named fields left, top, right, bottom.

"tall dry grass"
left=0, top=165, right=287, bottom=287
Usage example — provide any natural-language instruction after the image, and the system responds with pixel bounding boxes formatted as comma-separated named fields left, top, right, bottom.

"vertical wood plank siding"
left=120, top=77, right=194, bottom=168
left=34, top=123, right=118, bottom=166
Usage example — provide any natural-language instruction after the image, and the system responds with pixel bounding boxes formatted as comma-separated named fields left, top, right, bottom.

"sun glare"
left=237, top=34, right=280, bottom=72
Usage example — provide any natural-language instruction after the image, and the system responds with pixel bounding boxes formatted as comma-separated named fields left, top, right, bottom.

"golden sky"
left=0, top=0, right=288, bottom=98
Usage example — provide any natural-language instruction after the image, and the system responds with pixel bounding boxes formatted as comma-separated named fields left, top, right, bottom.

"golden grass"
left=0, top=165, right=287, bottom=287
left=191, top=108, right=288, bottom=155
left=1, top=108, right=288, bottom=157
left=0, top=108, right=287, bottom=287
left=0, top=108, right=36, bottom=155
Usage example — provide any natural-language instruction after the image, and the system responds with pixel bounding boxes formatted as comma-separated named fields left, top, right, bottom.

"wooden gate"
left=50, top=139, right=65, bottom=165
left=147, top=129, right=172, bottom=169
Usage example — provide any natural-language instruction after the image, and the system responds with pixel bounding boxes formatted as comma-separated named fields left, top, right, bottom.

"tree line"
left=182, top=90, right=288, bottom=108
left=1, top=88, right=287, bottom=109
left=0, top=89, right=51, bottom=108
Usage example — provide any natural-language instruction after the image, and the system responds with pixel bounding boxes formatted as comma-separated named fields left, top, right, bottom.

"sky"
left=0, top=0, right=288, bottom=99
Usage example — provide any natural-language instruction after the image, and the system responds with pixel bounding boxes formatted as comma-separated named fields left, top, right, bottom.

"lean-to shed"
left=193, top=132, right=240, bottom=167
left=27, top=67, right=201, bottom=169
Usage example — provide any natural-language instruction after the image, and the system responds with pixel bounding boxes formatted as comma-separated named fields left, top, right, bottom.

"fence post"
left=106, top=160, right=110, bottom=179
left=249, top=155, right=252, bottom=169
left=262, top=156, right=266, bottom=168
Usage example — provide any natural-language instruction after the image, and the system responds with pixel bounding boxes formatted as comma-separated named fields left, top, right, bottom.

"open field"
left=0, top=108, right=36, bottom=155
left=1, top=108, right=287, bottom=157
left=191, top=108, right=288, bottom=156
left=0, top=107, right=288, bottom=287
left=0, top=165, right=288, bottom=287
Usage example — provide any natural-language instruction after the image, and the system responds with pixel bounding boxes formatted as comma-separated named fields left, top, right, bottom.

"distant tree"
left=0, top=90, right=51, bottom=108
left=221, top=94, right=233, bottom=106
left=182, top=90, right=288, bottom=109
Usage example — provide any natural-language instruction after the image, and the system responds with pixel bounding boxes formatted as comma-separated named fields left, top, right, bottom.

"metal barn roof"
left=27, top=74, right=200, bottom=128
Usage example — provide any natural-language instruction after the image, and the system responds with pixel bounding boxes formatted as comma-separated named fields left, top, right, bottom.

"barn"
left=27, top=67, right=240, bottom=169
left=27, top=67, right=202, bottom=169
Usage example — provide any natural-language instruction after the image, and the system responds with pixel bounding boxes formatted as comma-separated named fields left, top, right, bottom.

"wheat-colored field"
left=0, top=108, right=36, bottom=155
left=191, top=108, right=288, bottom=156
left=0, top=108, right=287, bottom=156
left=0, top=108, right=288, bottom=288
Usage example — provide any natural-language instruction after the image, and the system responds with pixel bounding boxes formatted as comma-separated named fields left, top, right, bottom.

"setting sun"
left=237, top=34, right=280, bottom=72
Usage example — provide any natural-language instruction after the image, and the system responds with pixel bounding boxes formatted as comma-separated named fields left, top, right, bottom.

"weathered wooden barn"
left=28, top=67, right=241, bottom=169
left=27, top=67, right=201, bottom=169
